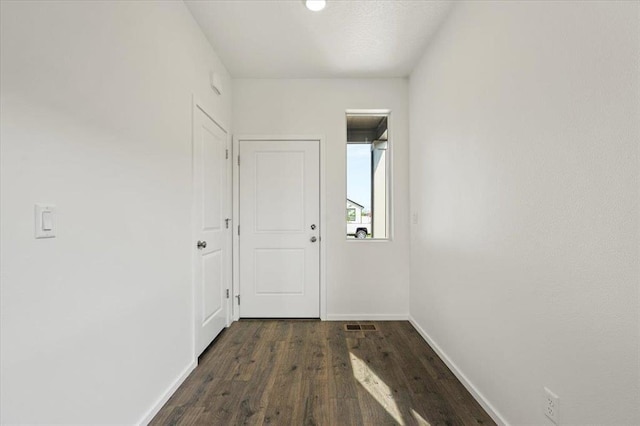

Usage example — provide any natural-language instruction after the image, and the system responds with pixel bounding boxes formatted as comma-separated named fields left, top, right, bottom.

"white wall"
left=233, top=79, right=410, bottom=319
left=0, top=1, right=232, bottom=424
left=409, top=1, right=639, bottom=425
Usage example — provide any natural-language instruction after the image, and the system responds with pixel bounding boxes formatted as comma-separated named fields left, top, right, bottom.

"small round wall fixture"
left=304, top=0, right=326, bottom=12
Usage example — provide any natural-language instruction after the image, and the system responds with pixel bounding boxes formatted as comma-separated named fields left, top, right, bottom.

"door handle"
left=197, top=240, right=207, bottom=249
left=310, top=236, right=317, bottom=243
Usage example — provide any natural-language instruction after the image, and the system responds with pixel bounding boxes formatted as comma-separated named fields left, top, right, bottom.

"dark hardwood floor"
left=150, top=321, right=495, bottom=426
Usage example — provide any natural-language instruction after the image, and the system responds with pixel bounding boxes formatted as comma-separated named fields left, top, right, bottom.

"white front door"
left=239, top=140, right=320, bottom=318
left=193, top=106, right=230, bottom=356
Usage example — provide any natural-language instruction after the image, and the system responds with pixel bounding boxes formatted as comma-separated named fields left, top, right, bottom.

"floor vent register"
left=344, top=324, right=377, bottom=331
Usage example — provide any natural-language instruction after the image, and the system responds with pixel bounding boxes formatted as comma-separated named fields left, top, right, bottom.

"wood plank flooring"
left=150, top=321, right=495, bottom=426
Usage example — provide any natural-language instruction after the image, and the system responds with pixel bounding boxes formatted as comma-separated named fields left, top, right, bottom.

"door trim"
left=232, top=135, right=327, bottom=321
left=191, top=95, right=232, bottom=360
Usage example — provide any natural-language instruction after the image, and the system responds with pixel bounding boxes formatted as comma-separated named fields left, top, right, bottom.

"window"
left=346, top=112, right=390, bottom=239
left=347, top=208, right=356, bottom=222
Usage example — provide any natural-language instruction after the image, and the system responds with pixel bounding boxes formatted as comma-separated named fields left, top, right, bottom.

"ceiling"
left=184, top=0, right=453, bottom=78
left=347, top=115, right=386, bottom=131
left=347, top=115, right=387, bottom=142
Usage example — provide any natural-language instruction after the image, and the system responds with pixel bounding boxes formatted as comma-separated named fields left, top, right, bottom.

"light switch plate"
left=35, top=204, right=56, bottom=239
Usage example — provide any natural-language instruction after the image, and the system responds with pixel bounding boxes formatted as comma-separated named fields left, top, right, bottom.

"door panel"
left=239, top=140, right=320, bottom=318
left=202, top=136, right=222, bottom=229
left=193, top=107, right=230, bottom=356
left=202, top=249, right=222, bottom=320
left=255, top=151, right=305, bottom=231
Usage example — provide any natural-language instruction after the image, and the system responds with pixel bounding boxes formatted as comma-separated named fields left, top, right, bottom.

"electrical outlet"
left=544, top=387, right=559, bottom=424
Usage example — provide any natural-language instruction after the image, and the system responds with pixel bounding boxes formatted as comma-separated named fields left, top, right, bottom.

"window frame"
left=345, top=109, right=392, bottom=242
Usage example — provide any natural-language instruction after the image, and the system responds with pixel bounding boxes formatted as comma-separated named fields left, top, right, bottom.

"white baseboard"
left=325, top=313, right=409, bottom=321
left=137, top=359, right=197, bottom=426
left=408, top=316, right=509, bottom=426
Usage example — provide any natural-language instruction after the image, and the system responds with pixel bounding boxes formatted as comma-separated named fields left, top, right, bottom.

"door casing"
left=232, top=135, right=327, bottom=321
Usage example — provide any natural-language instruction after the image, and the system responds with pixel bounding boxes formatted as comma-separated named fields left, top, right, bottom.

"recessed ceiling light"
left=304, top=0, right=326, bottom=12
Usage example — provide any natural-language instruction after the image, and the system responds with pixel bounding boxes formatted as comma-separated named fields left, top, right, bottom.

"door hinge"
left=237, top=225, right=240, bottom=236
left=237, top=155, right=240, bottom=166
left=225, top=218, right=231, bottom=229
left=225, top=149, right=229, bottom=159
left=235, top=294, right=241, bottom=305
left=226, top=289, right=230, bottom=299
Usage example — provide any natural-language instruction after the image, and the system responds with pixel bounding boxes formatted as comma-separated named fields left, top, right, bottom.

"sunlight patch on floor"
left=349, top=352, right=405, bottom=425
left=411, top=408, right=432, bottom=426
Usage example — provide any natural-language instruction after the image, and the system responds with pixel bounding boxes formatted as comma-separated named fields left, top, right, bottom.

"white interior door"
left=193, top=106, right=230, bottom=356
left=239, top=140, right=320, bottom=318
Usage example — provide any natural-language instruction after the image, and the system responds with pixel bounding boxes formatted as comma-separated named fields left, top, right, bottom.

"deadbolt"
left=310, top=236, right=317, bottom=243
left=197, top=240, right=207, bottom=249
left=310, top=224, right=316, bottom=230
